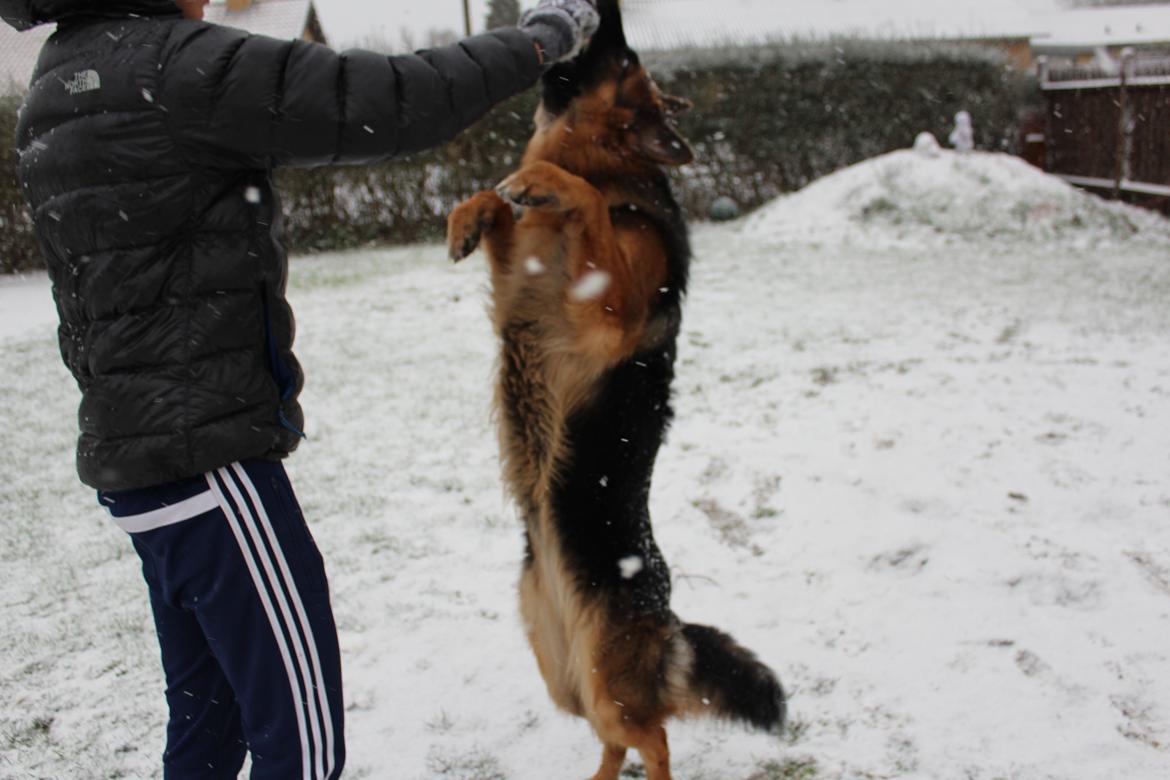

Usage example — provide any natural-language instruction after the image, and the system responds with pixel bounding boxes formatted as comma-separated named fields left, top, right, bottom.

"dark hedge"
left=0, top=93, right=37, bottom=273
left=2, top=40, right=1041, bottom=272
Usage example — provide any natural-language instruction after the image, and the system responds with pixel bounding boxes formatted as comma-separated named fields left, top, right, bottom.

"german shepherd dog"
left=447, top=2, right=785, bottom=777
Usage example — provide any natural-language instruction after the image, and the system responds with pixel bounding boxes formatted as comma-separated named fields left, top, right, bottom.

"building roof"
left=1032, top=5, right=1170, bottom=52
left=621, top=0, right=1057, bottom=50
left=0, top=0, right=322, bottom=94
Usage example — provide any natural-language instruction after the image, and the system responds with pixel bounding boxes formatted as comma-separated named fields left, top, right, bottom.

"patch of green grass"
left=356, top=527, right=403, bottom=557
left=425, top=746, right=506, bottom=780
left=783, top=717, right=811, bottom=746
left=2, top=715, right=54, bottom=750
left=424, top=710, right=454, bottom=734
left=860, top=196, right=899, bottom=222
left=810, top=367, right=839, bottom=386
left=747, top=756, right=820, bottom=780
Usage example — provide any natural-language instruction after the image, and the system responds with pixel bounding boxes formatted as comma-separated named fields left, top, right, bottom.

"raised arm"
left=158, top=25, right=542, bottom=169
left=158, top=1, right=598, bottom=170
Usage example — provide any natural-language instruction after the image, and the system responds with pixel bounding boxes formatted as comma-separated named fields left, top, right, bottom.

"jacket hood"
left=2, top=0, right=179, bottom=31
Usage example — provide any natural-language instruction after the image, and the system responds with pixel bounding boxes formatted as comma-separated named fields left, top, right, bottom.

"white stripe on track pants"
left=101, top=459, right=345, bottom=780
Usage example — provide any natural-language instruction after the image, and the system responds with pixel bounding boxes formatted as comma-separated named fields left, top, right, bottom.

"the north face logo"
left=64, top=70, right=101, bottom=95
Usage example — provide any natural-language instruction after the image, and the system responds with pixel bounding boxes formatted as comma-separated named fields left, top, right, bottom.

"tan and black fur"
left=447, top=3, right=785, bottom=777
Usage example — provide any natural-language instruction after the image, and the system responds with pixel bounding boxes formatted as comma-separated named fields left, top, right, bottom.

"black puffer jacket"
left=5, top=0, right=542, bottom=490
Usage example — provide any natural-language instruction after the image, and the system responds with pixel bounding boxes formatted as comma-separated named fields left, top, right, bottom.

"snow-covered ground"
left=744, top=148, right=1170, bottom=251
left=2, top=152, right=1170, bottom=779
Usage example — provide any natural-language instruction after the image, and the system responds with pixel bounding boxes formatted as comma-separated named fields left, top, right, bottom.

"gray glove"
left=520, top=0, right=601, bottom=64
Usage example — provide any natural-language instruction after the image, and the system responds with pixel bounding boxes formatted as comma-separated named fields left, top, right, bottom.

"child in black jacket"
left=4, top=0, right=598, bottom=776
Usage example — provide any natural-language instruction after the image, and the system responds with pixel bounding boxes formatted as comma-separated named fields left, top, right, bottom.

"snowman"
left=949, top=110, right=975, bottom=153
left=913, top=131, right=942, bottom=158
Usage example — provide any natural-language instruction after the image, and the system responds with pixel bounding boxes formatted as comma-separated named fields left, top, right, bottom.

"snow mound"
left=744, top=149, right=1170, bottom=248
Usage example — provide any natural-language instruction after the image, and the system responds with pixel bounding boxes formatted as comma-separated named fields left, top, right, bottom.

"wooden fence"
left=1040, top=54, right=1170, bottom=211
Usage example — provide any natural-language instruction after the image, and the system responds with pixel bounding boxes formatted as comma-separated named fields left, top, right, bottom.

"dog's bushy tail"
left=670, top=623, right=786, bottom=735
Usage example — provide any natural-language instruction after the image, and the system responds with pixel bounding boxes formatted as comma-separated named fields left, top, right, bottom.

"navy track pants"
left=100, top=460, right=345, bottom=780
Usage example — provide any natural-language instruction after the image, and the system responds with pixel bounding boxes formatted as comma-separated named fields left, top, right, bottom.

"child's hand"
left=520, top=0, right=601, bottom=64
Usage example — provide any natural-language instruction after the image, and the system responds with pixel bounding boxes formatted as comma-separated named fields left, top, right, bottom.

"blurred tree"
left=427, top=28, right=459, bottom=47
left=486, top=0, right=521, bottom=30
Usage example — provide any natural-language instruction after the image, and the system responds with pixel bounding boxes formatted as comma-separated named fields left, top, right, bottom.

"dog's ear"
left=593, top=0, right=628, bottom=52
left=638, top=120, right=694, bottom=166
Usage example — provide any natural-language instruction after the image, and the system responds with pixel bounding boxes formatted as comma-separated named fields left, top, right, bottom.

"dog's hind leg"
left=587, top=744, right=627, bottom=780
left=634, top=725, right=671, bottom=780
left=590, top=722, right=671, bottom=780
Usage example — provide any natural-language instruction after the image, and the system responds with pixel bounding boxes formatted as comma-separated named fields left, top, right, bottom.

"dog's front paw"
left=447, top=190, right=507, bottom=262
left=496, top=173, right=561, bottom=210
left=496, top=161, right=575, bottom=211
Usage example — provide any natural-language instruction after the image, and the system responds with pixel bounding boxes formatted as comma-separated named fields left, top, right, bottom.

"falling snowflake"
left=524, top=257, right=545, bottom=275
left=618, top=556, right=643, bottom=580
left=569, top=270, right=611, bottom=302
left=244, top=187, right=262, bottom=204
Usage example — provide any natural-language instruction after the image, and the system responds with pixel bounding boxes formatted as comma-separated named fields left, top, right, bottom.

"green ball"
left=709, top=196, right=741, bottom=222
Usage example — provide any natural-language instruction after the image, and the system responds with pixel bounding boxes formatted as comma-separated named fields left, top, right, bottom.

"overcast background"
left=310, top=0, right=1075, bottom=50
left=314, top=0, right=502, bottom=48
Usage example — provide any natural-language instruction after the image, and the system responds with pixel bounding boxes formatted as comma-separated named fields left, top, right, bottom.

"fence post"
left=1114, top=48, right=1135, bottom=199
left=1036, top=56, right=1051, bottom=173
